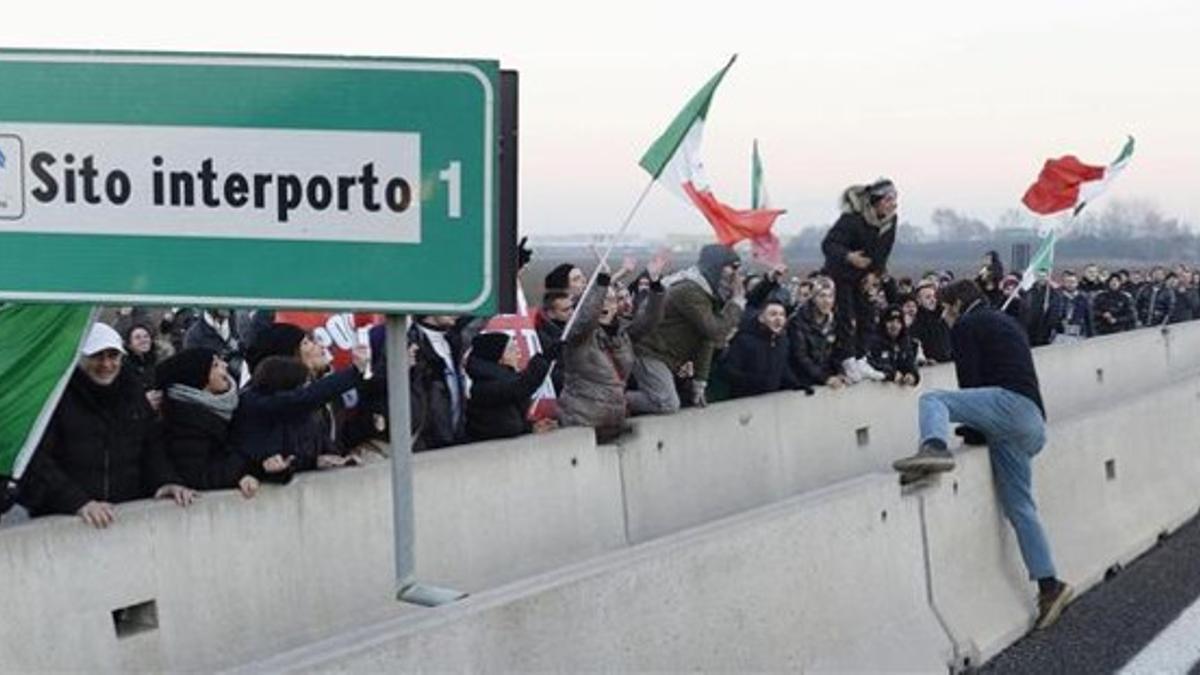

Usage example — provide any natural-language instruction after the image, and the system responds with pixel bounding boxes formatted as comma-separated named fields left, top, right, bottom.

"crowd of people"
left=7, top=177, right=1199, bottom=530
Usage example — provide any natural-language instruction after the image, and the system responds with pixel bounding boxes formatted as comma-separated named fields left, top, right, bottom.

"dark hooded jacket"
left=820, top=186, right=897, bottom=284
left=464, top=353, right=553, bottom=442
left=18, top=369, right=179, bottom=516
left=635, top=244, right=743, bottom=382
left=720, top=319, right=799, bottom=398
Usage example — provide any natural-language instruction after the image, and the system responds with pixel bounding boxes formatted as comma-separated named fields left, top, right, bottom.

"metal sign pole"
left=386, top=314, right=465, bottom=607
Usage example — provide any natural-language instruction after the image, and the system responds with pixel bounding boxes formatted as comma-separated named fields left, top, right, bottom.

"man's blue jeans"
left=919, top=387, right=1057, bottom=580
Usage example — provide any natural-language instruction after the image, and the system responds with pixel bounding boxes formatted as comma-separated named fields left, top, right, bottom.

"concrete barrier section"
left=242, top=476, right=952, bottom=674
left=921, top=377, right=1200, bottom=665
left=414, top=426, right=626, bottom=590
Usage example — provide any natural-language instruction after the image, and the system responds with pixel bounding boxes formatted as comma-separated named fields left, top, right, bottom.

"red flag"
left=1021, top=155, right=1106, bottom=215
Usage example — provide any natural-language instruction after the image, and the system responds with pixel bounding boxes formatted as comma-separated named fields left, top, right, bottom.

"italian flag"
left=749, top=140, right=783, bottom=265
left=1022, top=136, right=1135, bottom=216
left=639, top=56, right=785, bottom=251
left=0, top=304, right=94, bottom=481
left=1017, top=230, right=1056, bottom=293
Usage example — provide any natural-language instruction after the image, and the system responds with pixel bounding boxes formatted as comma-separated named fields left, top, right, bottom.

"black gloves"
left=517, top=236, right=533, bottom=270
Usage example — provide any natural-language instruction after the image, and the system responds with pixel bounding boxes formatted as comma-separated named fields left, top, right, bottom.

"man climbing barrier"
left=892, top=279, right=1074, bottom=630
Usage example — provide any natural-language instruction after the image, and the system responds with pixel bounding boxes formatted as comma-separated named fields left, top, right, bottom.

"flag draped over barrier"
left=0, top=304, right=94, bottom=480
left=639, top=56, right=785, bottom=251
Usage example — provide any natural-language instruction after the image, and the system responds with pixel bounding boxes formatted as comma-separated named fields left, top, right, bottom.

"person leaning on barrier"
left=230, top=347, right=370, bottom=473
left=719, top=299, right=804, bottom=399
left=630, top=244, right=745, bottom=413
left=558, top=258, right=667, bottom=443
left=157, top=348, right=294, bottom=498
left=787, top=278, right=848, bottom=390
left=892, top=279, right=1073, bottom=631
left=865, top=306, right=920, bottom=386
left=464, top=332, right=558, bottom=442
left=18, top=323, right=197, bottom=529
left=1093, top=272, right=1136, bottom=335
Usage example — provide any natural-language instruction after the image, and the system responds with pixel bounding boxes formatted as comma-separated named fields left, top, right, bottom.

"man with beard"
left=631, top=244, right=744, bottom=413
left=19, top=323, right=196, bottom=528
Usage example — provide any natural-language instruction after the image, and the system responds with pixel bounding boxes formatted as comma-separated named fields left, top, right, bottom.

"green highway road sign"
left=0, top=50, right=500, bottom=313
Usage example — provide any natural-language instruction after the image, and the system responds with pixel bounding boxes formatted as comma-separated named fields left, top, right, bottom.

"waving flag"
left=749, top=140, right=784, bottom=264
left=1017, top=230, right=1057, bottom=293
left=0, top=304, right=94, bottom=480
left=639, top=56, right=785, bottom=250
left=1022, top=136, right=1135, bottom=216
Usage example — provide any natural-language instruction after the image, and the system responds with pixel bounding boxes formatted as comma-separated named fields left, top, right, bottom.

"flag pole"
left=560, top=177, right=656, bottom=341
left=1000, top=212, right=1075, bottom=312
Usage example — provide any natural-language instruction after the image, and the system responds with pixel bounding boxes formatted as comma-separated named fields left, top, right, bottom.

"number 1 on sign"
left=439, top=161, right=462, bottom=219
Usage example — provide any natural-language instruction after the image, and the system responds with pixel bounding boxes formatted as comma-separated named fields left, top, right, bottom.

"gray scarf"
left=167, top=378, right=239, bottom=421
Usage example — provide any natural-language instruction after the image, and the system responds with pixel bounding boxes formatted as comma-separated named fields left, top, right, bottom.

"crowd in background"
left=9, top=177, right=1200, bottom=529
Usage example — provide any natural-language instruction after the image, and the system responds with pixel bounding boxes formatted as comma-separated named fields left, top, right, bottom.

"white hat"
left=80, top=323, right=127, bottom=357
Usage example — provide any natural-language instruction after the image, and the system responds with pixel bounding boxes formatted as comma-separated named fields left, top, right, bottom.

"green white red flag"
left=0, top=304, right=94, bottom=480
left=749, top=139, right=783, bottom=264
left=639, top=56, right=785, bottom=252
left=1022, top=136, right=1135, bottom=216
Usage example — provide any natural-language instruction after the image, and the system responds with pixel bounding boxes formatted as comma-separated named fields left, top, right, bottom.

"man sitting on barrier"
left=892, top=279, right=1074, bottom=631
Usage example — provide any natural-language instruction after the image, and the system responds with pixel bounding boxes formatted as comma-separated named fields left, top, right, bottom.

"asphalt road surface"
left=983, top=513, right=1200, bottom=674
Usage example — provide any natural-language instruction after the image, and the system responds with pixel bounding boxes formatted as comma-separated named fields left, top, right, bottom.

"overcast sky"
left=3, top=0, right=1196, bottom=237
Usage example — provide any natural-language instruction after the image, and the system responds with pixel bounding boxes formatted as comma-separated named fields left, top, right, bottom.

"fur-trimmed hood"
left=840, top=185, right=896, bottom=233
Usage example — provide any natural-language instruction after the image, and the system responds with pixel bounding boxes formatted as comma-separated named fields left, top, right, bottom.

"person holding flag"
left=18, top=322, right=197, bottom=528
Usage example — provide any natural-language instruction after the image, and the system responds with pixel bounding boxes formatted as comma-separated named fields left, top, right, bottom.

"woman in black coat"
left=158, top=349, right=293, bottom=497
left=231, top=353, right=367, bottom=472
left=465, top=332, right=554, bottom=442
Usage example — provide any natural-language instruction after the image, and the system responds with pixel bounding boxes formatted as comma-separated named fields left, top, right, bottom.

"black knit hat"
left=157, top=348, right=217, bottom=390
left=247, top=323, right=307, bottom=372
left=471, top=332, right=510, bottom=363
left=544, top=263, right=575, bottom=291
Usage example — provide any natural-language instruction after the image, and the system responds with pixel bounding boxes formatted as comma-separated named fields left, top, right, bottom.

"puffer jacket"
left=787, top=302, right=841, bottom=387
left=18, top=369, right=179, bottom=516
left=820, top=185, right=897, bottom=284
left=720, top=321, right=799, bottom=398
left=558, top=274, right=665, bottom=431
